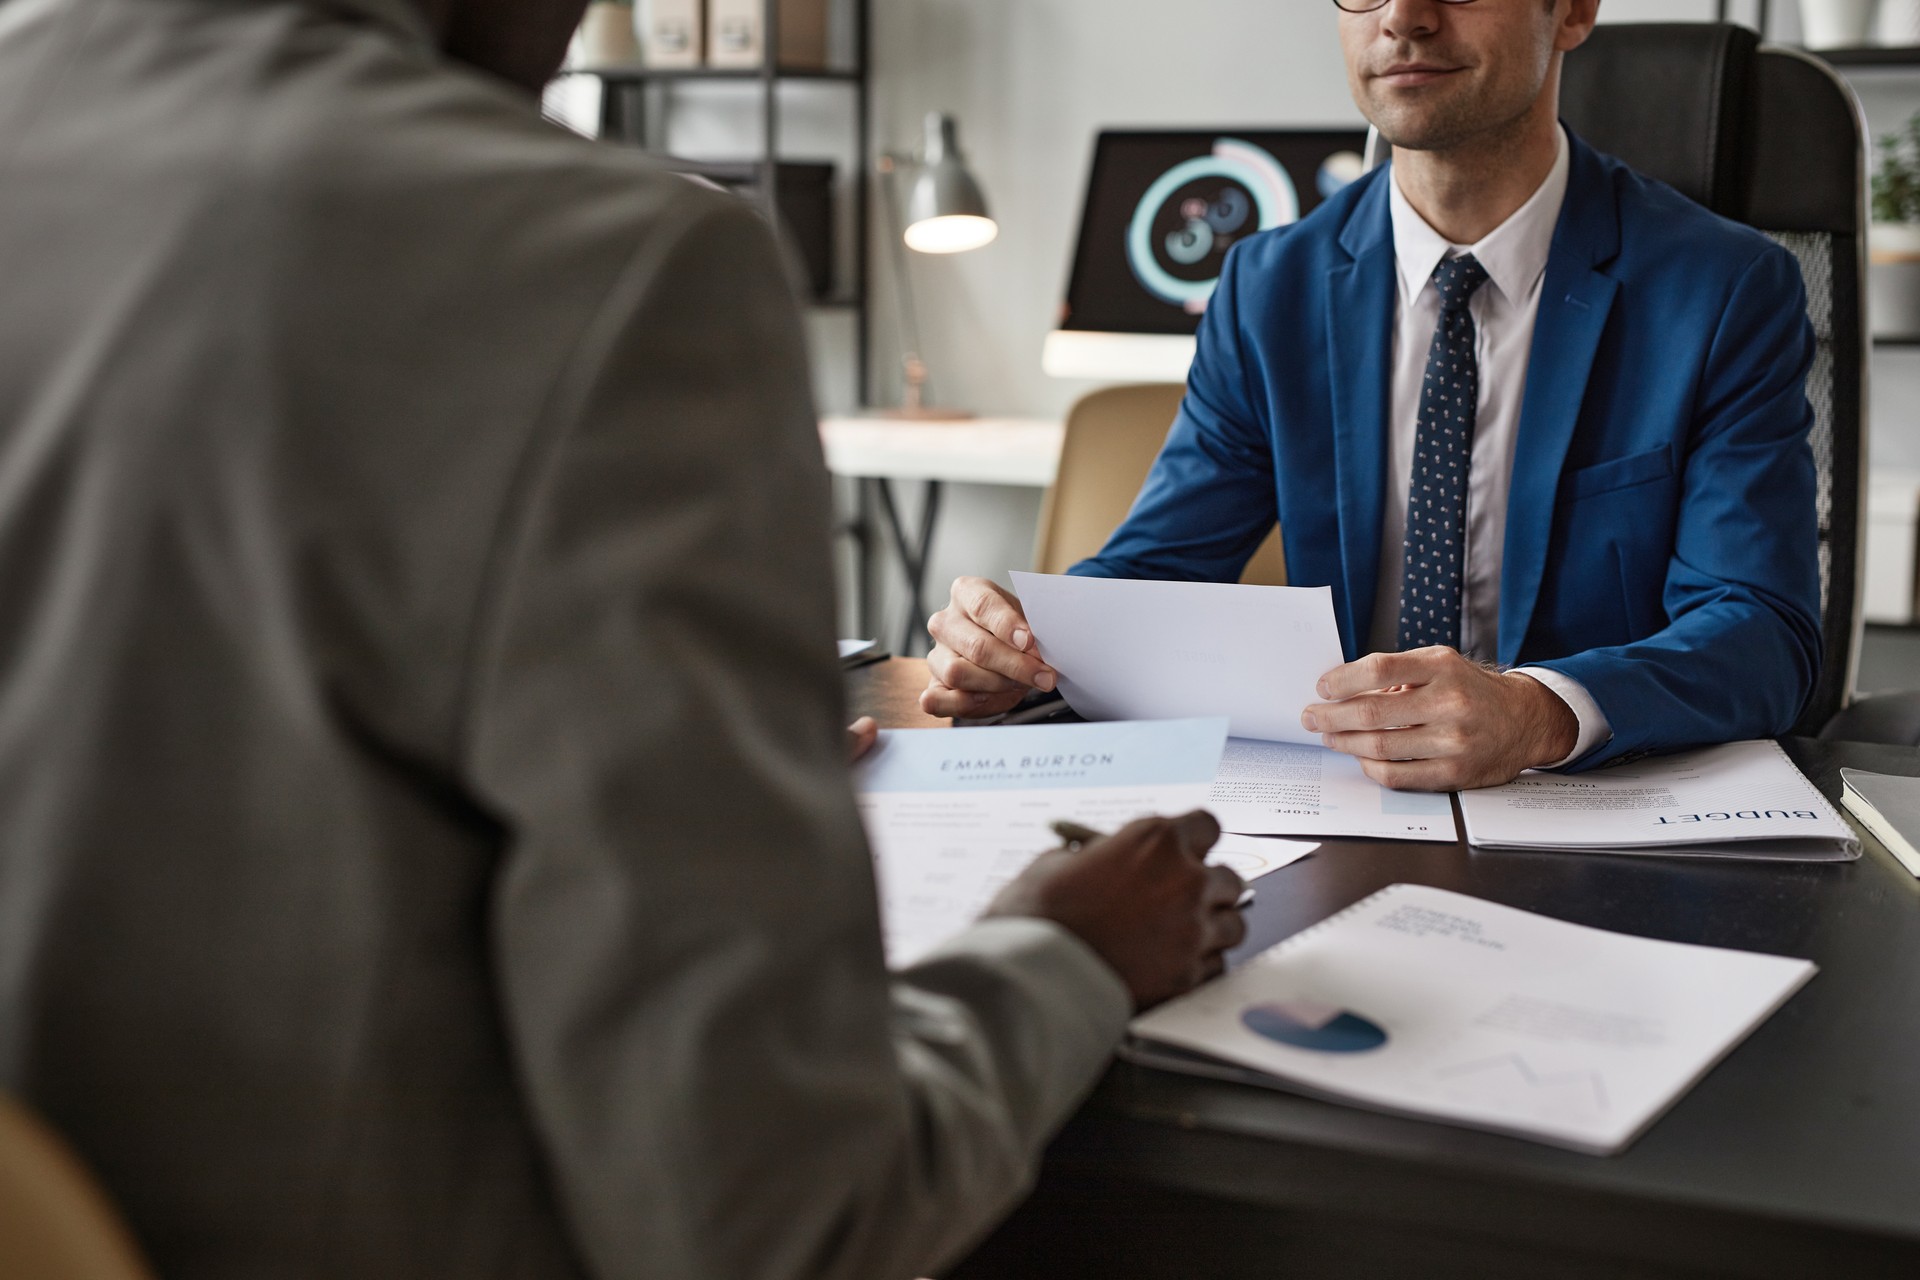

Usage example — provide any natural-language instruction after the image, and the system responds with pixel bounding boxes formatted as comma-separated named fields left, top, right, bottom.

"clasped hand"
left=920, top=578, right=1578, bottom=790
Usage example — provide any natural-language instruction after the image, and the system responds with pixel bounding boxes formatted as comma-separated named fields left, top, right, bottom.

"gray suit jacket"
left=0, top=2, right=1130, bottom=1276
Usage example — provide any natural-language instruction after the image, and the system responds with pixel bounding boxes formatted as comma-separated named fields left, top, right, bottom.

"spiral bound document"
left=1457, top=740, right=1860, bottom=861
left=1126, top=884, right=1816, bottom=1155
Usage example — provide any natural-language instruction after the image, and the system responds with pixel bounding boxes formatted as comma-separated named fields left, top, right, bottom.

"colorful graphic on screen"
left=1241, top=999, right=1389, bottom=1054
left=1127, top=139, right=1298, bottom=313
left=1061, top=130, right=1370, bottom=337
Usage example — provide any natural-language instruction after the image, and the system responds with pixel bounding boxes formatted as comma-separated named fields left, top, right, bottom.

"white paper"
left=1208, top=833, right=1319, bottom=882
left=1129, top=884, right=1816, bottom=1154
left=1209, top=738, right=1458, bottom=843
left=838, top=638, right=878, bottom=660
left=1459, top=740, right=1859, bottom=861
left=1009, top=572, right=1345, bottom=745
left=854, top=718, right=1228, bottom=968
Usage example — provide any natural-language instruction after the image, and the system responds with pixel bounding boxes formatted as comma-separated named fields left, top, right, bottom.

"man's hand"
left=986, top=811, right=1245, bottom=1011
left=921, top=576, right=1059, bottom=719
left=847, top=716, right=878, bottom=762
left=1302, top=647, right=1579, bottom=792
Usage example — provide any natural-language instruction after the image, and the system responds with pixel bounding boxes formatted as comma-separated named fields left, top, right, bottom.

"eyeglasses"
left=1333, top=0, right=1480, bottom=12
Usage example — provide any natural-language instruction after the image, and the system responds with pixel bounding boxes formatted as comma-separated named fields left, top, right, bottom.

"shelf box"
left=640, top=0, right=703, bottom=70
left=709, top=0, right=830, bottom=71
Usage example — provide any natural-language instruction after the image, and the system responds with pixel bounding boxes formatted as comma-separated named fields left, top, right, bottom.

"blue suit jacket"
left=1073, top=133, right=1822, bottom=770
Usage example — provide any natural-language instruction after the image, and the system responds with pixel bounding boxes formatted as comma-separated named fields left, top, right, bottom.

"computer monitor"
left=1044, top=128, right=1371, bottom=383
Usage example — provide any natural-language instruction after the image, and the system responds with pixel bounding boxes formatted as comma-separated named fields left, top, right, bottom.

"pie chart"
left=1242, top=999, right=1388, bottom=1053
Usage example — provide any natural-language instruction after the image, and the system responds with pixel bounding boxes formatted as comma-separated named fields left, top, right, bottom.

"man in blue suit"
left=923, top=0, right=1821, bottom=790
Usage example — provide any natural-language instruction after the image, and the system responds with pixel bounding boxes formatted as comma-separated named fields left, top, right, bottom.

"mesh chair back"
left=1562, top=25, right=1868, bottom=735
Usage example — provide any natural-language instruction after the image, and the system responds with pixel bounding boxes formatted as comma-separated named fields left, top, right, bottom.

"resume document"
left=854, top=718, right=1314, bottom=968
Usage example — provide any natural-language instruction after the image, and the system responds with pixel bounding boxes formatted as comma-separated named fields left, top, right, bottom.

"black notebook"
left=1840, top=770, right=1920, bottom=878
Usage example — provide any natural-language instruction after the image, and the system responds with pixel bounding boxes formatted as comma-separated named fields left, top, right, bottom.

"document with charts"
left=1127, top=884, right=1816, bottom=1154
left=855, top=718, right=1313, bottom=968
left=1459, top=740, right=1859, bottom=861
left=1209, top=738, right=1456, bottom=843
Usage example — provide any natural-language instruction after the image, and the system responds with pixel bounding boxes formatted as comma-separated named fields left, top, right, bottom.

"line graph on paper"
left=1426, top=1053, right=1612, bottom=1121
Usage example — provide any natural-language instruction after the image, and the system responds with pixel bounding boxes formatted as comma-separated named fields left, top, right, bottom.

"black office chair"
left=1557, top=23, right=1920, bottom=744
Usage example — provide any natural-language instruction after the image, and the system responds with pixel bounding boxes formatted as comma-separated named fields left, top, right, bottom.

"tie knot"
left=1431, top=253, right=1489, bottom=312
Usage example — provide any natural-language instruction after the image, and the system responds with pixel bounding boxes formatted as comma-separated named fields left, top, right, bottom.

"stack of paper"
left=1010, top=572, right=1459, bottom=843
left=854, top=718, right=1315, bottom=968
left=1127, top=884, right=1817, bottom=1154
left=1458, top=740, right=1859, bottom=862
left=1208, top=737, right=1455, bottom=843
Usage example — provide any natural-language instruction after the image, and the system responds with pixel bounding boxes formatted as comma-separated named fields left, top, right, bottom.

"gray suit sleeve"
left=461, top=188, right=1130, bottom=1280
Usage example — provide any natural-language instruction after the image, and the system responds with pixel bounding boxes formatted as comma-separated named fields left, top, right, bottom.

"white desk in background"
left=819, top=415, right=1064, bottom=655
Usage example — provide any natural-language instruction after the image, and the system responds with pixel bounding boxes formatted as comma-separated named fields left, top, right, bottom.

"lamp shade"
left=903, top=113, right=998, bottom=254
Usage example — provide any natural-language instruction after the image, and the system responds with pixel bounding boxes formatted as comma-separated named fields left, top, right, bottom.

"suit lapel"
left=1326, top=178, right=1397, bottom=659
left=1498, top=137, right=1622, bottom=665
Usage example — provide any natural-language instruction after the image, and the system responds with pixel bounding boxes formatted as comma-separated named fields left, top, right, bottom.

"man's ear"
left=1555, top=0, right=1603, bottom=55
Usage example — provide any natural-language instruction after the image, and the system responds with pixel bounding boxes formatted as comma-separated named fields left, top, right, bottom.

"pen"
left=1049, top=819, right=1106, bottom=849
left=1047, top=819, right=1257, bottom=908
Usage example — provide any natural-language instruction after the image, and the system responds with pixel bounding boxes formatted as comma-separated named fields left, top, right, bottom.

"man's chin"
left=1365, top=107, right=1481, bottom=156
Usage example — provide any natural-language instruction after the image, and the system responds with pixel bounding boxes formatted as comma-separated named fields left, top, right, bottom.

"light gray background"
left=591, top=1, right=1920, bottom=641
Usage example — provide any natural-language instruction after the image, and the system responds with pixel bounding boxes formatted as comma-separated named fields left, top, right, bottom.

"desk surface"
left=848, top=659, right=1920, bottom=1279
left=818, top=415, right=1063, bottom=488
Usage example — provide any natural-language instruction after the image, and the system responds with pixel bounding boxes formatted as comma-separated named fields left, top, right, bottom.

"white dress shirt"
left=1365, top=127, right=1612, bottom=766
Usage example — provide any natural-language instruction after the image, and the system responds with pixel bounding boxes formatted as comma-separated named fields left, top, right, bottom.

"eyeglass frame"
left=1332, top=0, right=1481, bottom=13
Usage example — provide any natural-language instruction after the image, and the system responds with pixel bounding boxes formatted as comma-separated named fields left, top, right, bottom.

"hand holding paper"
left=1008, top=572, right=1345, bottom=744
left=921, top=576, right=1059, bottom=718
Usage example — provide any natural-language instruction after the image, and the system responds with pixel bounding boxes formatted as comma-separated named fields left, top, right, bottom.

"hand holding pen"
left=984, top=811, right=1245, bottom=1010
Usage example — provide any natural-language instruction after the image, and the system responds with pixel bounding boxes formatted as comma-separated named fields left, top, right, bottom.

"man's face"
left=1340, top=0, right=1568, bottom=153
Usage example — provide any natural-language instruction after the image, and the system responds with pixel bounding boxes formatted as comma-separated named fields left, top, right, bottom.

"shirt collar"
left=1388, top=124, right=1571, bottom=308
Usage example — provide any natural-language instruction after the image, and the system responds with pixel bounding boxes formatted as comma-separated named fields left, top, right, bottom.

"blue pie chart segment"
left=1241, top=1001, right=1388, bottom=1054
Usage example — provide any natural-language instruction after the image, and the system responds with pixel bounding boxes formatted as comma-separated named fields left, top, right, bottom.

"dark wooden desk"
left=848, top=659, right=1920, bottom=1280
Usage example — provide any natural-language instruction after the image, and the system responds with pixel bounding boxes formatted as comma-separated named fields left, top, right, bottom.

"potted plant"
left=1800, top=0, right=1877, bottom=49
left=1871, top=112, right=1920, bottom=340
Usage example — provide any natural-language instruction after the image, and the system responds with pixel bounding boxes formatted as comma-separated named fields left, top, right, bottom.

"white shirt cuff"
left=1511, top=667, right=1613, bottom=768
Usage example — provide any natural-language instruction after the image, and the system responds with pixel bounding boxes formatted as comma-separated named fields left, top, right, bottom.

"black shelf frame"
left=1713, top=0, right=1920, bottom=68
left=1816, top=46, right=1920, bottom=68
left=579, top=0, right=873, bottom=404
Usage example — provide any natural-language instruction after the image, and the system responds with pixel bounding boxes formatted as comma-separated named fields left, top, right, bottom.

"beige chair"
left=0, top=1096, right=155, bottom=1280
left=1034, top=383, right=1288, bottom=584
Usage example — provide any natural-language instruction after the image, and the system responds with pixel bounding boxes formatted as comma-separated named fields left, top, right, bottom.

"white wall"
left=847, top=0, right=1738, bottom=646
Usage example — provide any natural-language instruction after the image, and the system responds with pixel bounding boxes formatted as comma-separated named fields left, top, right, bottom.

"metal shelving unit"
left=1713, top=0, right=1920, bottom=68
left=1818, top=46, right=1920, bottom=68
left=577, top=0, right=873, bottom=400
left=1711, top=3, right=1920, bottom=346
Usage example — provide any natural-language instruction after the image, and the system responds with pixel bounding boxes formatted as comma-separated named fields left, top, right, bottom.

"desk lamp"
left=876, top=113, right=998, bottom=420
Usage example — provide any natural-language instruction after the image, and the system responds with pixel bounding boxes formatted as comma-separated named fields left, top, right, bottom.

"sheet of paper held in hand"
left=1127, top=884, right=1817, bottom=1155
left=1009, top=573, right=1344, bottom=742
left=1009, top=572, right=1457, bottom=843
left=1459, top=740, right=1859, bottom=861
left=853, top=718, right=1317, bottom=969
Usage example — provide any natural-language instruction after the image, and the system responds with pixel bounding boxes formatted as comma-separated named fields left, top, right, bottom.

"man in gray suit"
left=0, top=1, right=1247, bottom=1277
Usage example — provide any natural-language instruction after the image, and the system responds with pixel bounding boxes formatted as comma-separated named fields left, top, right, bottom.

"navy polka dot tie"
left=1397, top=253, right=1490, bottom=652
